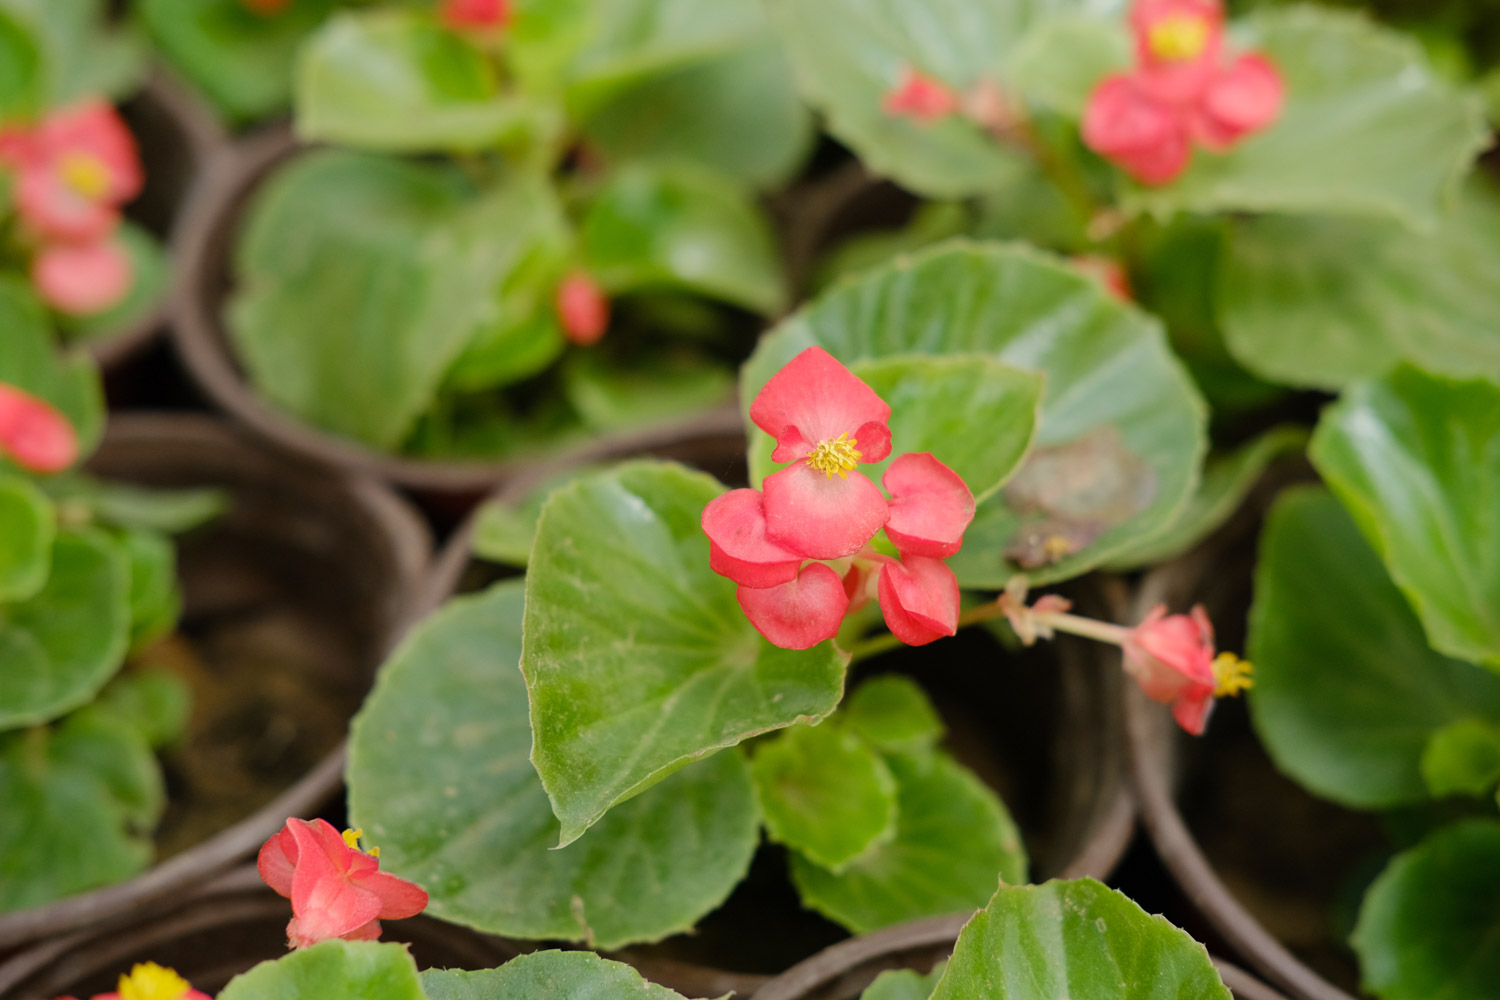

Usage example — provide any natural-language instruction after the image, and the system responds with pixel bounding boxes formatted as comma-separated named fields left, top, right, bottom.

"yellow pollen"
left=805, top=433, right=862, bottom=480
left=1148, top=15, right=1210, bottom=61
left=58, top=152, right=110, bottom=200
left=117, top=962, right=194, bottom=1000
left=342, top=827, right=380, bottom=858
left=1213, top=652, right=1254, bottom=698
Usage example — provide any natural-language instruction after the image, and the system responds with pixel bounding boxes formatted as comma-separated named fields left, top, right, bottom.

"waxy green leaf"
left=42, top=477, right=227, bottom=535
left=117, top=528, right=179, bottom=651
left=1352, top=820, right=1500, bottom=1000
left=523, top=462, right=847, bottom=847
left=863, top=964, right=946, bottom=1000
left=424, top=950, right=708, bottom=1000
left=219, top=940, right=426, bottom=1000
left=0, top=0, right=145, bottom=105
left=0, top=276, right=103, bottom=464
left=752, top=722, right=897, bottom=872
left=349, top=582, right=759, bottom=949
left=0, top=529, right=129, bottom=730
left=0, top=6, right=42, bottom=119
left=845, top=675, right=944, bottom=752
left=743, top=242, right=1205, bottom=587
left=791, top=749, right=1025, bottom=934
left=1421, top=720, right=1500, bottom=799
left=1311, top=367, right=1500, bottom=668
left=1248, top=488, right=1500, bottom=808
left=0, top=475, right=53, bottom=603
left=1219, top=182, right=1500, bottom=390
left=932, top=878, right=1230, bottom=1000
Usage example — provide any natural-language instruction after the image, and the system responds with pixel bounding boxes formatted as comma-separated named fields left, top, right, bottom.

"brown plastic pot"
left=746, top=908, right=1291, bottom=1000
left=0, top=415, right=431, bottom=951
left=170, top=124, right=748, bottom=495
left=89, top=69, right=225, bottom=372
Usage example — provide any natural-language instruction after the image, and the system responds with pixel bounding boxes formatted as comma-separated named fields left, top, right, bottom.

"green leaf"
left=579, top=32, right=813, bottom=189
left=0, top=0, right=145, bottom=104
left=523, top=462, right=848, bottom=847
left=813, top=202, right=971, bottom=293
left=99, top=670, right=191, bottom=751
left=348, top=581, right=760, bottom=950
left=844, top=675, right=944, bottom=752
left=138, top=0, right=339, bottom=125
left=0, top=529, right=130, bottom=730
left=561, top=349, right=734, bottom=433
left=423, top=950, right=705, bottom=1000
left=116, top=528, right=180, bottom=651
left=471, top=500, right=539, bottom=567
left=1421, top=720, right=1500, bottom=799
left=43, top=477, right=227, bottom=534
left=932, top=878, right=1231, bottom=1000
left=790, top=749, right=1026, bottom=934
left=59, top=223, right=168, bottom=347
left=863, top=964, right=946, bottom=1000
left=0, top=6, right=43, bottom=119
left=1219, top=181, right=1500, bottom=391
left=230, top=150, right=491, bottom=450
left=581, top=163, right=785, bottom=314
left=296, top=10, right=537, bottom=153
left=0, top=703, right=163, bottom=911
left=1352, top=819, right=1500, bottom=1000
left=752, top=722, right=897, bottom=872
left=1102, top=425, right=1309, bottom=571
left=219, top=940, right=427, bottom=1000
left=1311, top=367, right=1500, bottom=668
left=0, top=276, right=104, bottom=465
left=1247, top=488, right=1500, bottom=809
left=1123, top=7, right=1488, bottom=229
left=1006, top=15, right=1130, bottom=117
left=0, top=474, right=53, bottom=603
left=743, top=241, right=1205, bottom=588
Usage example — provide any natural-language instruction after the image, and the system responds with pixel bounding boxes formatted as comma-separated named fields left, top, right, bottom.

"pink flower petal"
left=853, top=420, right=891, bottom=464
left=286, top=820, right=383, bottom=945
left=736, top=563, right=849, bottom=649
left=749, top=347, right=891, bottom=460
left=0, top=382, right=78, bottom=473
left=763, top=462, right=889, bottom=560
left=876, top=556, right=959, bottom=647
left=882, top=452, right=975, bottom=559
left=16, top=170, right=118, bottom=243
left=340, top=918, right=384, bottom=942
left=256, top=823, right=299, bottom=899
left=441, top=0, right=511, bottom=31
left=32, top=239, right=132, bottom=316
left=1172, top=688, right=1215, bottom=735
left=1083, top=74, right=1193, bottom=186
left=355, top=870, right=431, bottom=920
left=555, top=271, right=609, bottom=346
left=1120, top=604, right=1218, bottom=726
left=34, top=101, right=142, bottom=203
left=703, top=488, right=803, bottom=588
left=1131, top=0, right=1224, bottom=83
left=1193, top=53, right=1284, bottom=151
left=882, top=67, right=960, bottom=123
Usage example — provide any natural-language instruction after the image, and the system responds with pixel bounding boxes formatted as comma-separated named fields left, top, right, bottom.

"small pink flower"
left=32, top=239, right=132, bottom=315
left=2, top=101, right=142, bottom=244
left=1191, top=53, right=1284, bottom=152
left=883, top=67, right=959, bottom=123
left=555, top=271, right=609, bottom=346
left=1082, top=74, right=1193, bottom=186
left=441, top=0, right=512, bottom=33
left=0, top=382, right=78, bottom=473
left=1131, top=0, right=1224, bottom=101
left=1070, top=255, right=1133, bottom=302
left=257, top=818, right=428, bottom=949
left=88, top=962, right=209, bottom=1000
left=1121, top=604, right=1217, bottom=735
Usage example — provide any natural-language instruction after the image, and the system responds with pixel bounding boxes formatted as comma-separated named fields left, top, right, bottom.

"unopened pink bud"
left=555, top=272, right=609, bottom=346
left=441, top=0, right=511, bottom=32
left=0, top=383, right=78, bottom=473
left=883, top=67, right=959, bottom=123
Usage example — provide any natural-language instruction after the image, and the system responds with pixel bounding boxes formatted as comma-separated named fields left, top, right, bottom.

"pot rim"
left=0, top=414, right=432, bottom=951
left=168, top=123, right=747, bottom=494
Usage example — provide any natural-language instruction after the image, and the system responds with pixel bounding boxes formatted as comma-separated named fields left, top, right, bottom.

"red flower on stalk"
left=1083, top=0, right=1283, bottom=185
left=0, top=101, right=142, bottom=244
left=441, top=0, right=512, bottom=33
left=0, top=382, right=78, bottom=473
left=1121, top=603, right=1253, bottom=735
left=555, top=271, right=610, bottom=346
left=84, top=962, right=209, bottom=1000
left=257, top=818, right=428, bottom=949
left=883, top=67, right=960, bottom=123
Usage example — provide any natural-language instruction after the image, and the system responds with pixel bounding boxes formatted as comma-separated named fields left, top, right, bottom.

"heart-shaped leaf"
left=523, top=462, right=847, bottom=847
left=219, top=940, right=426, bottom=1000
left=1247, top=487, right=1500, bottom=808
left=790, top=748, right=1025, bottom=934
left=423, top=950, right=709, bottom=1000
left=932, top=878, right=1230, bottom=1000
left=844, top=675, right=944, bottom=752
left=0, top=474, right=53, bottom=603
left=0, top=276, right=103, bottom=464
left=1310, top=366, right=1500, bottom=668
left=743, top=241, right=1205, bottom=587
left=1219, top=181, right=1500, bottom=390
left=349, top=581, right=759, bottom=950
left=1352, top=819, right=1500, bottom=1000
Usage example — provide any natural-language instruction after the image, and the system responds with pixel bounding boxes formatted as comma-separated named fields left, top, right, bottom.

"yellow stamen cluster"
left=1213, top=652, right=1254, bottom=698
left=805, top=433, right=862, bottom=480
left=117, top=962, right=193, bottom=1000
left=342, top=826, right=380, bottom=858
left=1148, top=15, right=1210, bottom=61
left=58, top=152, right=110, bottom=200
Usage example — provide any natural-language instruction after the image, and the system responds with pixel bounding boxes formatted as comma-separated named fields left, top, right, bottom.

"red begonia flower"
left=257, top=818, right=428, bottom=949
left=441, top=0, right=512, bottom=32
left=1192, top=53, right=1284, bottom=151
left=1120, top=604, right=1217, bottom=735
left=702, top=488, right=804, bottom=589
left=0, top=382, right=78, bottom=473
left=762, top=461, right=891, bottom=561
left=882, top=67, right=960, bottom=123
left=89, top=962, right=210, bottom=1000
left=32, top=239, right=131, bottom=316
left=555, top=271, right=609, bottom=346
left=881, top=452, right=975, bottom=559
left=3, top=101, right=141, bottom=244
left=1131, top=0, right=1224, bottom=101
left=1082, top=74, right=1193, bottom=186
left=876, top=556, right=960, bottom=647
left=736, top=562, right=849, bottom=650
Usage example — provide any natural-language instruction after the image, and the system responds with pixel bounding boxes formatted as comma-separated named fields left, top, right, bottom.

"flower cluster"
left=0, top=102, right=143, bottom=315
left=257, top=817, right=428, bottom=949
left=1083, top=0, right=1284, bottom=185
left=0, top=381, right=78, bottom=473
left=53, top=962, right=208, bottom=1000
left=703, top=347, right=975, bottom=650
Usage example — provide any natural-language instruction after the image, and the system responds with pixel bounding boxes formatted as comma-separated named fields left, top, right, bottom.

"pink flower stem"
left=846, top=599, right=1129, bottom=663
